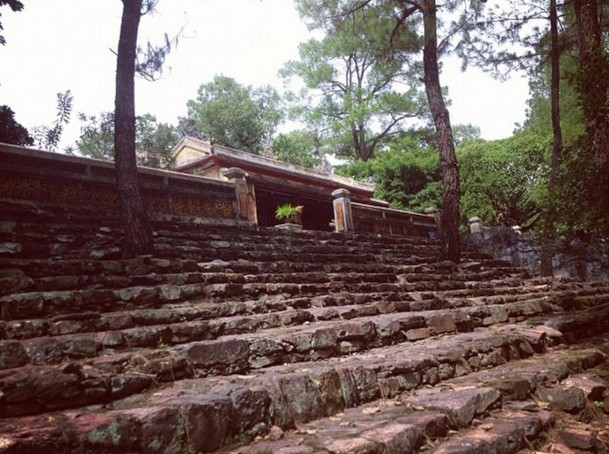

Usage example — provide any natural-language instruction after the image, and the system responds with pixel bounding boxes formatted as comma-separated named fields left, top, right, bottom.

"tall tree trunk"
left=540, top=0, right=564, bottom=277
left=574, top=0, right=609, bottom=165
left=115, top=0, right=154, bottom=258
left=421, top=0, right=461, bottom=262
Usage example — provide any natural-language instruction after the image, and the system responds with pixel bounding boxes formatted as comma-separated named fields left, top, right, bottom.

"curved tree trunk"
left=421, top=0, right=461, bottom=262
left=114, top=0, right=154, bottom=258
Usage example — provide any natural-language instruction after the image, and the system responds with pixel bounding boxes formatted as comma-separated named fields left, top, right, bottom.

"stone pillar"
left=469, top=216, right=482, bottom=234
left=223, top=167, right=257, bottom=223
left=332, top=188, right=353, bottom=233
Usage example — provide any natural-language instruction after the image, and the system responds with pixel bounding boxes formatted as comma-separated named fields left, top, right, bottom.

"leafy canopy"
left=75, top=112, right=180, bottom=169
left=337, top=130, right=551, bottom=232
left=271, top=130, right=324, bottom=169
left=0, top=105, right=33, bottom=146
left=336, top=135, right=440, bottom=210
left=0, top=0, right=23, bottom=45
left=282, top=1, right=427, bottom=161
left=185, top=75, right=284, bottom=154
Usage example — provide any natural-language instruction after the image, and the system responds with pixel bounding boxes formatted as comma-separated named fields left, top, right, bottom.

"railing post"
left=223, top=167, right=257, bottom=223
left=424, top=207, right=441, bottom=231
left=469, top=216, right=482, bottom=234
left=332, top=188, right=353, bottom=233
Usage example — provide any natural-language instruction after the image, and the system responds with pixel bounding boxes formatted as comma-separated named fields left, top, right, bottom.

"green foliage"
left=0, top=0, right=24, bottom=45
left=185, top=75, right=283, bottom=153
left=0, top=105, right=33, bottom=146
left=283, top=1, right=427, bottom=161
left=337, top=135, right=440, bottom=210
left=275, top=203, right=303, bottom=221
left=458, top=132, right=550, bottom=229
left=75, top=111, right=180, bottom=168
left=136, top=113, right=180, bottom=168
left=337, top=131, right=551, bottom=232
left=452, top=124, right=481, bottom=147
left=552, top=139, right=609, bottom=240
left=409, top=181, right=442, bottom=213
left=271, top=130, right=323, bottom=168
left=75, top=111, right=114, bottom=160
left=520, top=55, right=585, bottom=145
left=31, top=90, right=73, bottom=152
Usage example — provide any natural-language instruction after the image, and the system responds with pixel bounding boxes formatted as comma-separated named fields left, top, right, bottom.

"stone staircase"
left=0, top=198, right=608, bottom=453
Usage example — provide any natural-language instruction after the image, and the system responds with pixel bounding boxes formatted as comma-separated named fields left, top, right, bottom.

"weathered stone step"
left=3, top=215, right=442, bottom=262
left=3, top=256, right=530, bottom=297
left=532, top=301, right=609, bottom=342
left=0, top=321, right=575, bottom=421
left=444, top=283, right=609, bottom=310
left=0, top=327, right=563, bottom=417
left=0, top=284, right=569, bottom=369
left=4, top=334, right=601, bottom=453
left=217, top=342, right=606, bottom=454
left=154, top=223, right=437, bottom=249
left=0, top=272, right=519, bottom=320
left=0, top=331, right=584, bottom=440
left=4, top=275, right=606, bottom=365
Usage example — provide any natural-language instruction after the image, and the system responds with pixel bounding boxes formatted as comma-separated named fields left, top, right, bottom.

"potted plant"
left=275, top=203, right=303, bottom=231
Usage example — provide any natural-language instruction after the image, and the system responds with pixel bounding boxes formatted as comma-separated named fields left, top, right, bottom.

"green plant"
left=275, top=203, right=303, bottom=222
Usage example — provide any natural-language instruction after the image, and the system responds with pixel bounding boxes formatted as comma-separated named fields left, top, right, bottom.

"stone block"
left=538, top=386, right=586, bottom=413
left=63, top=334, right=101, bottom=358
left=121, top=406, right=183, bottom=454
left=277, top=373, right=325, bottom=423
left=182, top=338, right=250, bottom=374
left=403, top=387, right=501, bottom=428
left=397, top=411, right=448, bottom=439
left=406, top=327, right=432, bottom=341
left=435, top=419, right=524, bottom=454
left=24, top=337, right=63, bottom=365
left=78, top=412, right=142, bottom=452
left=563, top=373, right=607, bottom=400
left=361, top=423, right=422, bottom=454
left=110, top=374, right=153, bottom=399
left=0, top=340, right=28, bottom=369
left=559, top=424, right=599, bottom=451
left=166, top=394, right=233, bottom=452
left=427, top=313, right=456, bottom=334
left=323, top=437, right=380, bottom=454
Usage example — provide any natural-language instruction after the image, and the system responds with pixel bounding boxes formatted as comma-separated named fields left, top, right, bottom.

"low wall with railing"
left=351, top=202, right=437, bottom=238
left=332, top=188, right=438, bottom=238
left=0, top=143, right=239, bottom=220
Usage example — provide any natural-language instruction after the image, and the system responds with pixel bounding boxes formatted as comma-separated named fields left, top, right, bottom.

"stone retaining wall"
left=464, top=225, right=609, bottom=280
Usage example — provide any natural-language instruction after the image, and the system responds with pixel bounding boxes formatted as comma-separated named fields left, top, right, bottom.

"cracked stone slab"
left=401, top=386, right=501, bottom=428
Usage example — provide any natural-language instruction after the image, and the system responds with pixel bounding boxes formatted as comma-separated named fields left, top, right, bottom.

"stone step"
left=3, top=274, right=608, bottom=354
left=0, top=273, right=537, bottom=320
left=153, top=222, right=438, bottom=248
left=533, top=301, right=609, bottom=342
left=1, top=332, right=604, bottom=453
left=0, top=314, right=589, bottom=419
left=2, top=255, right=529, bottom=296
left=0, top=286, right=584, bottom=370
left=221, top=340, right=607, bottom=453
left=0, top=324, right=547, bottom=417
left=3, top=214, right=442, bottom=258
left=4, top=256, right=606, bottom=311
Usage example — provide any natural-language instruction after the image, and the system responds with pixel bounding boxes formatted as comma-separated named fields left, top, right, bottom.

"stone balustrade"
left=0, top=143, right=241, bottom=221
left=332, top=188, right=438, bottom=238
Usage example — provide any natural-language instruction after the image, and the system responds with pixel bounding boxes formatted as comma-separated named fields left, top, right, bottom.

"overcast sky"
left=1, top=0, right=530, bottom=151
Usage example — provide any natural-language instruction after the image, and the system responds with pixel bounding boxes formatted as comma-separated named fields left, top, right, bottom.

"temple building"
left=171, top=136, right=387, bottom=231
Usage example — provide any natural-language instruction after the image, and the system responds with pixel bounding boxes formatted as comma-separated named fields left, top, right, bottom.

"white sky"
left=1, top=0, right=530, bottom=150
